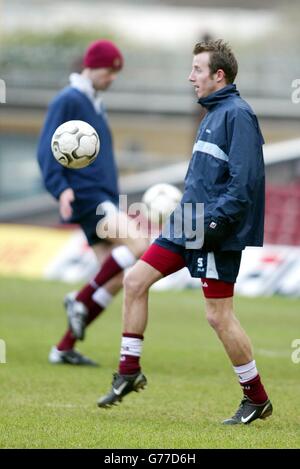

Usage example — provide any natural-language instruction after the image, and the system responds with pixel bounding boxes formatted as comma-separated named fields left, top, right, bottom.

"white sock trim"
left=233, top=360, right=258, bottom=383
left=92, top=287, right=113, bottom=308
left=112, top=246, right=136, bottom=270
left=120, top=337, right=143, bottom=357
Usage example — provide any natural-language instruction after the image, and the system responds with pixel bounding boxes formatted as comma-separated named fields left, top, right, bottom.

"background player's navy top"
left=37, top=86, right=119, bottom=219
left=166, top=84, right=265, bottom=251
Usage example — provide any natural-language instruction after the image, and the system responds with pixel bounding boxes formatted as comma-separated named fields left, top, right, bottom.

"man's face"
left=189, top=52, right=220, bottom=99
left=90, top=68, right=118, bottom=91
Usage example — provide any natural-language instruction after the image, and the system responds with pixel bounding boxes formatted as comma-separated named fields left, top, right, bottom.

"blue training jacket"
left=37, top=86, right=119, bottom=219
left=169, top=84, right=265, bottom=251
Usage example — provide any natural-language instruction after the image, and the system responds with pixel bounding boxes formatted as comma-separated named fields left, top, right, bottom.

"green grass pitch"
left=0, top=276, right=299, bottom=448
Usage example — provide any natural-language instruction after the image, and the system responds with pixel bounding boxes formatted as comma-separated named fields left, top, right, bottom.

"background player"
left=38, top=39, right=148, bottom=365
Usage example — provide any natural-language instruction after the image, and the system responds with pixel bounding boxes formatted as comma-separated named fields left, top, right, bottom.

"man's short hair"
left=193, top=39, right=238, bottom=84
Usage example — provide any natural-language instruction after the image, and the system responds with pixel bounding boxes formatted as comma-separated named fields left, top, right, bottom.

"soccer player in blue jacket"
left=98, top=40, right=273, bottom=425
left=38, top=40, right=148, bottom=366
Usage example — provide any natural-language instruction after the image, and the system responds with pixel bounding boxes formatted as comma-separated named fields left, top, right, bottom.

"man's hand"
left=59, top=188, right=75, bottom=220
left=202, top=218, right=231, bottom=252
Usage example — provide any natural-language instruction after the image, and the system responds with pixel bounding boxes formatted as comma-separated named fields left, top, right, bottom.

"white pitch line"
left=16, top=402, right=91, bottom=409
left=44, top=403, right=90, bottom=408
left=256, top=348, right=291, bottom=358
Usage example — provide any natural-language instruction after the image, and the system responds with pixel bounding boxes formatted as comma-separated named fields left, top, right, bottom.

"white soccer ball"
left=142, top=183, right=182, bottom=223
left=51, top=120, right=100, bottom=169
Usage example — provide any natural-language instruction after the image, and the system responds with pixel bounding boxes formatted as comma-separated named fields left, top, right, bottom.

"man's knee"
left=205, top=299, right=233, bottom=331
left=123, top=267, right=149, bottom=297
left=206, top=306, right=221, bottom=330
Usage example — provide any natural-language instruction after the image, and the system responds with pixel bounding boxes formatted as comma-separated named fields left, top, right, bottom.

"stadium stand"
left=265, top=183, right=300, bottom=246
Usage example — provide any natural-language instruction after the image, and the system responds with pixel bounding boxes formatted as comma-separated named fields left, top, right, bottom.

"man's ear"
left=215, top=69, right=226, bottom=83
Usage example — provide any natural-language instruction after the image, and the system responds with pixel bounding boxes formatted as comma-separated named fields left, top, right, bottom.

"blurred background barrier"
left=0, top=223, right=96, bottom=281
left=1, top=222, right=300, bottom=297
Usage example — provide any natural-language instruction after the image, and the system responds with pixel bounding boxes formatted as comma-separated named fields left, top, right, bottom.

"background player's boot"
left=222, top=396, right=273, bottom=425
left=48, top=346, right=98, bottom=366
left=64, top=291, right=88, bottom=340
left=97, top=372, right=147, bottom=408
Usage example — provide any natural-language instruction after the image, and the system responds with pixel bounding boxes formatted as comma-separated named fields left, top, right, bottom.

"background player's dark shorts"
left=68, top=201, right=119, bottom=246
left=154, top=237, right=242, bottom=284
left=77, top=210, right=106, bottom=246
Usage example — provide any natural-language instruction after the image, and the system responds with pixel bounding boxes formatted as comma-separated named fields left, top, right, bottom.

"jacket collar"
left=69, top=73, right=103, bottom=114
left=198, top=84, right=239, bottom=110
